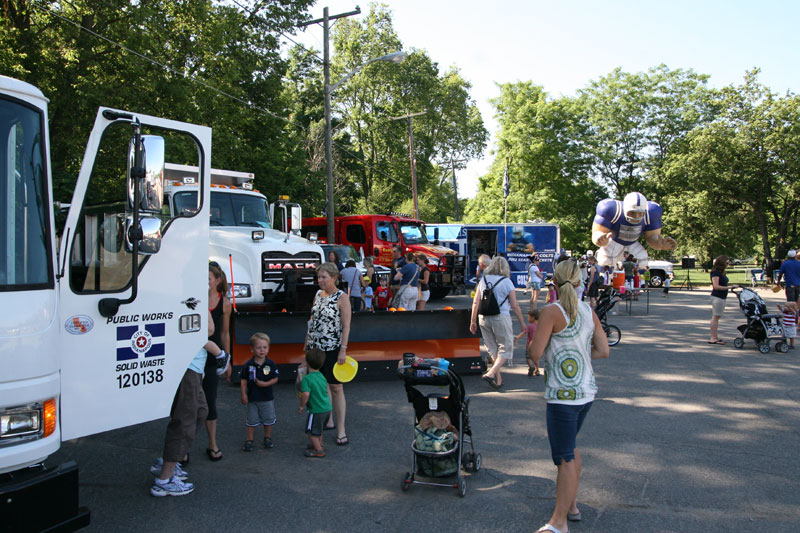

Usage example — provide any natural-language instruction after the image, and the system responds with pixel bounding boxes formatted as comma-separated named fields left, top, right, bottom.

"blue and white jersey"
left=593, top=199, right=663, bottom=246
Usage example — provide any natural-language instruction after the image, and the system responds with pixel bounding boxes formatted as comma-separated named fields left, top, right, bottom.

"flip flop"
left=568, top=510, right=582, bottom=521
left=707, top=340, right=726, bottom=345
left=536, top=524, right=564, bottom=533
left=206, top=448, right=223, bottom=461
left=336, top=435, right=349, bottom=446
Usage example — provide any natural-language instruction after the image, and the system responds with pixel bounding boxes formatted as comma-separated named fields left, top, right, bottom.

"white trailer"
left=0, top=75, right=211, bottom=530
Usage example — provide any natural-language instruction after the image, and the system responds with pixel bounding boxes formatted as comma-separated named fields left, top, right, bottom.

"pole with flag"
left=503, top=158, right=511, bottom=224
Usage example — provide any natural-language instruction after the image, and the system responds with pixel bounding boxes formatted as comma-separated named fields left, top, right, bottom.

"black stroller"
left=594, top=286, right=622, bottom=346
left=732, top=287, right=788, bottom=353
left=398, top=357, right=480, bottom=497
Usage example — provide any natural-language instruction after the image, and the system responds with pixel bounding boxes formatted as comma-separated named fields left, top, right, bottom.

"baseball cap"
left=789, top=250, right=797, bottom=258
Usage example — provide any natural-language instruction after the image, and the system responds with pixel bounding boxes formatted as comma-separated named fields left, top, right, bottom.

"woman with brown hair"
left=205, top=264, right=232, bottom=460
left=709, top=255, right=730, bottom=345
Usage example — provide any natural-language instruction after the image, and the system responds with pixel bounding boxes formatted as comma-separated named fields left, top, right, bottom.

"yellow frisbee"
left=333, top=356, right=359, bottom=383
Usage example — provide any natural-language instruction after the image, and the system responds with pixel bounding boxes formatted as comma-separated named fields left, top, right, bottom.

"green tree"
left=464, top=82, right=604, bottom=251
left=326, top=4, right=488, bottom=220
left=0, top=0, right=314, bottom=204
left=660, top=70, right=800, bottom=270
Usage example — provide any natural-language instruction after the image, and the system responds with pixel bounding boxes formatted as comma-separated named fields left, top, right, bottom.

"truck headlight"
left=0, top=399, right=56, bottom=441
left=227, top=284, right=251, bottom=298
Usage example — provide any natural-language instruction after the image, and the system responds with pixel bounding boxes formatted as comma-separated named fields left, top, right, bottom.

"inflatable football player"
left=592, top=192, right=676, bottom=269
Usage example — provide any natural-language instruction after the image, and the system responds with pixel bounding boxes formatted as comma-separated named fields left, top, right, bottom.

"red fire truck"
left=302, top=214, right=466, bottom=299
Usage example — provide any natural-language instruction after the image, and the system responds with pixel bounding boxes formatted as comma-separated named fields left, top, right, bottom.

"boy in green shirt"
left=298, top=348, right=333, bottom=457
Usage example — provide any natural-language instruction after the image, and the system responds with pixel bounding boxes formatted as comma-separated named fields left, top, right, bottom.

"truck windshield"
left=0, top=98, right=52, bottom=289
left=397, top=222, right=429, bottom=245
left=174, top=191, right=271, bottom=228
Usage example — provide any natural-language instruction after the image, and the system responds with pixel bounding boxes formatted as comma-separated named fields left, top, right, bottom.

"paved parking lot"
left=55, top=287, right=800, bottom=532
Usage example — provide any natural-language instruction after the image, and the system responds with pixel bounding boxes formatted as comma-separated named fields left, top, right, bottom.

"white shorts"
left=420, top=290, right=430, bottom=302
left=596, top=240, right=649, bottom=269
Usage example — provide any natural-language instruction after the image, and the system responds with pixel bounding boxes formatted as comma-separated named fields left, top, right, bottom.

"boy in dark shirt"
left=298, top=348, right=333, bottom=457
left=240, top=332, right=279, bottom=451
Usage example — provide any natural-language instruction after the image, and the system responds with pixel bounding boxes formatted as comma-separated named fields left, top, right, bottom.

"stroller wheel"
left=777, top=341, right=790, bottom=353
left=733, top=337, right=745, bottom=349
left=401, top=472, right=413, bottom=492
left=457, top=477, right=467, bottom=497
left=462, top=452, right=473, bottom=472
left=758, top=342, right=771, bottom=354
left=473, top=453, right=482, bottom=472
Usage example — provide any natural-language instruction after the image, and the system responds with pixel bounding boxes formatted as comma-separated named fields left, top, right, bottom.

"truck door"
left=374, top=220, right=398, bottom=266
left=466, top=229, right=497, bottom=283
left=57, top=109, right=211, bottom=441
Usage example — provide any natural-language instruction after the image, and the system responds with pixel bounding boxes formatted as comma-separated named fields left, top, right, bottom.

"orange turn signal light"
left=43, top=398, right=57, bottom=438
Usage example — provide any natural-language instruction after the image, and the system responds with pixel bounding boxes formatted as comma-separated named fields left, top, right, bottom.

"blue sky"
left=294, top=0, right=800, bottom=197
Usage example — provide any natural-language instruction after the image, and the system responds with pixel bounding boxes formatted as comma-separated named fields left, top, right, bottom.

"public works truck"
left=425, top=223, right=561, bottom=287
left=0, top=75, right=211, bottom=530
left=302, top=214, right=466, bottom=299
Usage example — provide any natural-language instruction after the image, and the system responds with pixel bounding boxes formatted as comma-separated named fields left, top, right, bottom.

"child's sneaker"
left=150, top=475, right=194, bottom=497
left=264, top=437, right=274, bottom=449
left=242, top=440, right=254, bottom=452
left=149, top=457, right=189, bottom=480
left=527, top=367, right=534, bottom=377
left=304, top=448, right=326, bottom=458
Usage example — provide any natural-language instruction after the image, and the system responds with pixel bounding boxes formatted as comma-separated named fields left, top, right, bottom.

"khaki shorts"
left=711, top=295, right=727, bottom=316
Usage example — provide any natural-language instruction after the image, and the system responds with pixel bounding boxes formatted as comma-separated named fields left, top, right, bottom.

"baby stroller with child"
left=594, top=286, right=622, bottom=346
left=732, top=287, right=788, bottom=353
left=398, top=355, right=480, bottom=497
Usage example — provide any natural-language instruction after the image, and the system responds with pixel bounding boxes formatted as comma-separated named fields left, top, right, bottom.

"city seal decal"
left=65, top=315, right=94, bottom=335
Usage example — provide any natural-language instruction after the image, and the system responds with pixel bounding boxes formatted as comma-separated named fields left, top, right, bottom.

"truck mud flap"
left=231, top=308, right=482, bottom=381
left=1, top=460, right=90, bottom=532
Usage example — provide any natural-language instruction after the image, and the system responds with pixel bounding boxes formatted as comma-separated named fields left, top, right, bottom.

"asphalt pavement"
left=54, top=285, right=800, bottom=532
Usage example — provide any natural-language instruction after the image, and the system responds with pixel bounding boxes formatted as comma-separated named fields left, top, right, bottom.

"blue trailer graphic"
left=426, top=223, right=560, bottom=288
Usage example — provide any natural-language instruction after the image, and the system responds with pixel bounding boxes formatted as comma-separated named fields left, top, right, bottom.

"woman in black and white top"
left=305, top=262, right=352, bottom=445
left=470, top=256, right=526, bottom=390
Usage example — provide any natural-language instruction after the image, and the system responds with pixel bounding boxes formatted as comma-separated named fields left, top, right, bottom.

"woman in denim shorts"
left=528, top=259, right=610, bottom=533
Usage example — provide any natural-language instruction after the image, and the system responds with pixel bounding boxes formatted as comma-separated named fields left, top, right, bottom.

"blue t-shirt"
left=710, top=270, right=729, bottom=299
left=189, top=348, right=206, bottom=374
left=779, top=259, right=800, bottom=286
left=593, top=199, right=663, bottom=246
left=242, top=357, right=279, bottom=402
left=398, top=262, right=419, bottom=287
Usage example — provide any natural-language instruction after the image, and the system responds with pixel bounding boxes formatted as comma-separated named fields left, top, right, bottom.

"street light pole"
left=301, top=8, right=405, bottom=244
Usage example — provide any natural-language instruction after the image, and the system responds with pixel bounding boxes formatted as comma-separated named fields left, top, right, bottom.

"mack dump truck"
left=162, top=164, right=323, bottom=312
left=0, top=75, right=212, bottom=531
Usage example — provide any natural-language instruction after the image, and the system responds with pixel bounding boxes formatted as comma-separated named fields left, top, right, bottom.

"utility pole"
left=391, top=110, right=426, bottom=219
left=299, top=5, right=361, bottom=244
left=447, top=158, right=468, bottom=220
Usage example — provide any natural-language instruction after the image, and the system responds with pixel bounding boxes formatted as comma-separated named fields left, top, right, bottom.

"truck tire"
left=649, top=270, right=665, bottom=288
left=429, top=286, right=451, bottom=300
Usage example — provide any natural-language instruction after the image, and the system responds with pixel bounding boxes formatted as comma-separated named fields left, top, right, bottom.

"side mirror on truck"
left=290, top=205, right=302, bottom=236
left=124, top=135, right=164, bottom=255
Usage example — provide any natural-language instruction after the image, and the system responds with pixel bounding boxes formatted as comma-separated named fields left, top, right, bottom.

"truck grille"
left=262, top=251, right=320, bottom=285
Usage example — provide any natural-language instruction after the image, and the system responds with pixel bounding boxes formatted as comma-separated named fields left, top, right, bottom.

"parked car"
left=321, top=244, right=391, bottom=284
left=647, top=260, right=674, bottom=288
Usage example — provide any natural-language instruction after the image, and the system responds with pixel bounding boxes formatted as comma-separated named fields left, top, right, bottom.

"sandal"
left=707, top=339, right=726, bottom=345
left=206, top=448, right=223, bottom=461
left=536, top=524, right=564, bottom=533
left=180, top=453, right=190, bottom=465
left=242, top=440, right=254, bottom=452
left=336, top=435, right=349, bottom=446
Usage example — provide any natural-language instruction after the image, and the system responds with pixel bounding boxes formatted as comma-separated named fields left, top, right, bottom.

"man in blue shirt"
left=393, top=252, right=420, bottom=309
left=776, top=250, right=800, bottom=303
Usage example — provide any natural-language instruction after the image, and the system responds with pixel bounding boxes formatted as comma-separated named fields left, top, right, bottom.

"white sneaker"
left=149, top=457, right=189, bottom=480
left=150, top=475, right=194, bottom=497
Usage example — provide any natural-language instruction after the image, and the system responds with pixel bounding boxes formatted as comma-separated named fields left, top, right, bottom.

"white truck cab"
left=162, top=164, right=323, bottom=311
left=0, top=75, right=211, bottom=530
